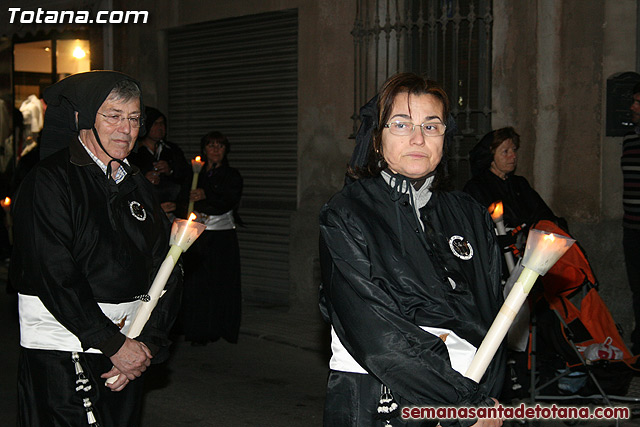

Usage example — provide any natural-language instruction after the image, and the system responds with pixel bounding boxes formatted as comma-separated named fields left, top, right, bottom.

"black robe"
left=182, top=163, right=243, bottom=343
left=127, top=140, right=191, bottom=217
left=463, top=169, right=559, bottom=230
left=11, top=137, right=181, bottom=355
left=319, top=175, right=505, bottom=426
left=11, top=137, right=182, bottom=426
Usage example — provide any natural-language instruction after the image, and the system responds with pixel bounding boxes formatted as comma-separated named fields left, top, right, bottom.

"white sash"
left=19, top=293, right=140, bottom=354
left=201, top=210, right=235, bottom=231
left=329, top=325, right=477, bottom=376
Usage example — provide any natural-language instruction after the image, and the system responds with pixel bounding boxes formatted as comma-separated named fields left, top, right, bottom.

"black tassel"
left=375, top=384, right=400, bottom=426
left=71, top=352, right=101, bottom=427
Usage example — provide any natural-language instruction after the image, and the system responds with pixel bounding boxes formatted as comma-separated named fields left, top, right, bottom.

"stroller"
left=524, top=220, right=640, bottom=409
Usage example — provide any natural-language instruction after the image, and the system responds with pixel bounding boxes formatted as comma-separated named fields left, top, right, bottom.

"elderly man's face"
left=83, top=97, right=141, bottom=164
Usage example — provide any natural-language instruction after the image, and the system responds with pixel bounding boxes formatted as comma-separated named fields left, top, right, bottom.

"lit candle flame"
left=195, top=156, right=201, bottom=162
left=488, top=201, right=503, bottom=221
left=2, top=197, right=10, bottom=206
left=543, top=233, right=555, bottom=242
left=188, top=212, right=197, bottom=222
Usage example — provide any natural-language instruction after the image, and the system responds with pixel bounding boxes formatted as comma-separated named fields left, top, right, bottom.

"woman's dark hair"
left=200, top=131, right=230, bottom=166
left=347, top=73, right=455, bottom=190
left=490, top=127, right=520, bottom=154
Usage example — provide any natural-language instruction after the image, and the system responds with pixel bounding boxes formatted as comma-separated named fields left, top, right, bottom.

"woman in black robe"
left=319, top=73, right=505, bottom=426
left=463, top=127, right=565, bottom=233
left=463, top=127, right=567, bottom=278
left=182, top=131, right=243, bottom=345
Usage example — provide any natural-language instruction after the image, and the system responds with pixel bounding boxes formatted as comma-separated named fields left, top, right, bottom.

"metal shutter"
left=167, top=9, right=298, bottom=305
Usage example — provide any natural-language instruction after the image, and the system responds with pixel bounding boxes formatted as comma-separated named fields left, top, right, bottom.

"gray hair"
left=105, top=79, right=141, bottom=103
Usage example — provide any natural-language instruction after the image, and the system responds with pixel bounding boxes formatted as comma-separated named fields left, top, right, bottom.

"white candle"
left=106, top=215, right=206, bottom=385
left=464, top=229, right=575, bottom=383
left=488, top=201, right=515, bottom=273
left=124, top=244, right=183, bottom=339
left=1, top=197, right=11, bottom=245
left=187, top=156, right=205, bottom=216
left=465, top=267, right=538, bottom=382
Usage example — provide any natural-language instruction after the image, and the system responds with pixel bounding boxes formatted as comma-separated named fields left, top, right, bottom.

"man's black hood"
left=40, top=70, right=144, bottom=160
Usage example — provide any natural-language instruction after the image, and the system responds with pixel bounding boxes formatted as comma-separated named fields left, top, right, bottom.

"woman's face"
left=204, top=140, right=226, bottom=166
left=491, top=138, right=518, bottom=178
left=381, top=92, right=445, bottom=179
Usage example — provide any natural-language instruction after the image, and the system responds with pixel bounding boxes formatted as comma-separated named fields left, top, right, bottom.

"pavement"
left=3, top=261, right=640, bottom=426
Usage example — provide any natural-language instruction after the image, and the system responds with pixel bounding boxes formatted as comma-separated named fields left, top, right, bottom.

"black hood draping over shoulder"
left=349, top=95, right=379, bottom=172
left=468, top=130, right=495, bottom=177
left=40, top=70, right=144, bottom=160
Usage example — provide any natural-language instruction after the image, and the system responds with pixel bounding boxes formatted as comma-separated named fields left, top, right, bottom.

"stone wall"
left=493, top=0, right=636, bottom=340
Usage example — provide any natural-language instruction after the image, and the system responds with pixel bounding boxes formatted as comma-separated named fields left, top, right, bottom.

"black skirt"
left=182, top=229, right=241, bottom=343
left=323, top=370, right=438, bottom=427
left=18, top=347, right=145, bottom=427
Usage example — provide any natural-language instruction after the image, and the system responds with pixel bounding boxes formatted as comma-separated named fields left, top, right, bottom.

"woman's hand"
left=160, top=202, right=176, bottom=213
left=153, top=160, right=171, bottom=175
left=471, top=398, right=503, bottom=427
left=189, top=188, right=206, bottom=202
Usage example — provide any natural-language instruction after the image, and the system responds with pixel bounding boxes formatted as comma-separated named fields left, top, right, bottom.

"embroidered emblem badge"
left=448, top=235, right=473, bottom=260
left=129, top=201, right=147, bottom=221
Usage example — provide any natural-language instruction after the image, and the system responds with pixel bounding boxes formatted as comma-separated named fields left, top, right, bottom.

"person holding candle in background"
left=464, top=127, right=572, bottom=398
left=182, top=130, right=243, bottom=346
left=319, top=73, right=505, bottom=426
left=10, top=71, right=182, bottom=426
left=464, top=127, right=567, bottom=277
left=128, top=106, right=190, bottom=219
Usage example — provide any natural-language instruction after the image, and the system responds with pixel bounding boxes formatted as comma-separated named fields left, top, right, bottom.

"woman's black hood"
left=40, top=70, right=144, bottom=160
left=468, top=130, right=495, bottom=177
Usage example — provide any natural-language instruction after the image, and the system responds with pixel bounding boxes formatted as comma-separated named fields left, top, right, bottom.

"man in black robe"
left=10, top=71, right=182, bottom=426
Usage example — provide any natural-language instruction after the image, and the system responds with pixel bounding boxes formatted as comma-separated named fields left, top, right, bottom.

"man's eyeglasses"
left=384, top=120, right=446, bottom=137
left=97, top=112, right=142, bottom=128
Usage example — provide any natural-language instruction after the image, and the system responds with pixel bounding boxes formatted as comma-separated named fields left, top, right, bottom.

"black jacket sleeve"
left=319, top=206, right=493, bottom=408
left=12, top=166, right=121, bottom=351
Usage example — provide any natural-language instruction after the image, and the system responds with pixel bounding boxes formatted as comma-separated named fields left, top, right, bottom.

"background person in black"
left=182, top=131, right=243, bottom=346
left=128, top=106, right=190, bottom=218
left=464, top=127, right=567, bottom=269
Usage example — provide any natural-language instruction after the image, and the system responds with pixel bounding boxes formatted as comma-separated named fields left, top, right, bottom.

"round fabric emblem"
left=448, top=235, right=473, bottom=260
left=129, top=201, right=147, bottom=222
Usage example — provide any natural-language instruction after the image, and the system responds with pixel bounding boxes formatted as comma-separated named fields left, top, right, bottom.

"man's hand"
left=102, top=338, right=152, bottom=391
left=101, top=366, right=129, bottom=391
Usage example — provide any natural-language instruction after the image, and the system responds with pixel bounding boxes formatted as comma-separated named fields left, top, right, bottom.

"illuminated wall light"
left=72, top=46, right=86, bottom=59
